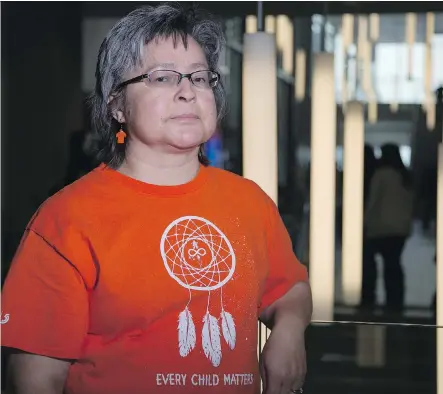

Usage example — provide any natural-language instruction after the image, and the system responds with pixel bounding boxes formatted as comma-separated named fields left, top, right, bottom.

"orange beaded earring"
left=116, top=124, right=127, bottom=144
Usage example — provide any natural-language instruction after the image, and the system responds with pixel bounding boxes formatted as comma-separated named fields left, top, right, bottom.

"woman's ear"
left=108, top=94, right=126, bottom=124
left=113, top=110, right=126, bottom=124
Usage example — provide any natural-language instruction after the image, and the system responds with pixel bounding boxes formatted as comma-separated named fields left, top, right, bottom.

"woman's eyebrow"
left=190, top=62, right=209, bottom=69
left=146, top=62, right=176, bottom=71
left=145, top=62, right=209, bottom=73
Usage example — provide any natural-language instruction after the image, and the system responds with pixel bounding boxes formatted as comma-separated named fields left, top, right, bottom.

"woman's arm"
left=7, top=351, right=71, bottom=394
left=259, top=281, right=312, bottom=330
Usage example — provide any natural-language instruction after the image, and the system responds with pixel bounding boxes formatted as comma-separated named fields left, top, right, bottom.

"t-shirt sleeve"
left=258, top=195, right=309, bottom=313
left=1, top=221, right=91, bottom=359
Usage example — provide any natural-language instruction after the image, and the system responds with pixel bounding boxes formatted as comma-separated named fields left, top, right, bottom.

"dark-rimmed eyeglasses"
left=116, top=69, right=220, bottom=90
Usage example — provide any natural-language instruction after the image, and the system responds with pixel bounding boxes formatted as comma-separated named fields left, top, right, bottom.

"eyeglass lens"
left=147, top=70, right=218, bottom=89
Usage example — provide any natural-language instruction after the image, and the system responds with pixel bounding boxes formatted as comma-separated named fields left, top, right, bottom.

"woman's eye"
left=155, top=76, right=169, bottom=83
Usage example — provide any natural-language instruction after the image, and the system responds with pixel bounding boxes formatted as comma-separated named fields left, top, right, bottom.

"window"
left=332, top=14, right=443, bottom=104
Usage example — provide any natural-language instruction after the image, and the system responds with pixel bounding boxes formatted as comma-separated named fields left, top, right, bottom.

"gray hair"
left=89, top=3, right=227, bottom=168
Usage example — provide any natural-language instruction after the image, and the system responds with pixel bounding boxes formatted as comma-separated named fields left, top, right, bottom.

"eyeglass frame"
left=115, top=69, right=221, bottom=91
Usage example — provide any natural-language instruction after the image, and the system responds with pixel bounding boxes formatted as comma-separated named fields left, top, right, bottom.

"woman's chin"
left=168, top=130, right=208, bottom=151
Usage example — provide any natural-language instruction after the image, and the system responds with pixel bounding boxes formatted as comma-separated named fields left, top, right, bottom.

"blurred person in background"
left=363, top=144, right=378, bottom=208
left=361, top=143, right=414, bottom=313
left=1, top=4, right=311, bottom=394
left=360, top=144, right=377, bottom=310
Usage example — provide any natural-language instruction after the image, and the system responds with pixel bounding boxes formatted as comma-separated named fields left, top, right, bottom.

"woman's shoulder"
left=206, top=167, right=276, bottom=218
left=207, top=167, right=270, bottom=198
left=29, top=167, right=107, bottom=232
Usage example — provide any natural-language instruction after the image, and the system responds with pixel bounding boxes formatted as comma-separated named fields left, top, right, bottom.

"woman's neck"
left=117, top=146, right=201, bottom=186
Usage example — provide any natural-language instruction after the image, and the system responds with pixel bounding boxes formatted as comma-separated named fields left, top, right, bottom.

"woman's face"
left=115, top=35, right=217, bottom=156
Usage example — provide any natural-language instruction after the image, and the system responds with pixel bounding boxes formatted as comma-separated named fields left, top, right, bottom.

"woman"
left=1, top=4, right=311, bottom=394
left=362, top=143, right=414, bottom=312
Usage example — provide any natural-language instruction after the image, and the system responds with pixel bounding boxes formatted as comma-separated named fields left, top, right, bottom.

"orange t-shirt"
left=1, top=164, right=308, bottom=394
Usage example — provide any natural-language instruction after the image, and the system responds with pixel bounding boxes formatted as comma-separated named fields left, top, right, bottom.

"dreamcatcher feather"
left=178, top=307, right=196, bottom=357
left=221, top=309, right=236, bottom=350
left=202, top=312, right=222, bottom=367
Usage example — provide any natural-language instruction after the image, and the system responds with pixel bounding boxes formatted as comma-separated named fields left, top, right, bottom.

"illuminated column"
left=342, top=14, right=354, bottom=52
left=265, top=15, right=276, bottom=34
left=424, top=13, right=435, bottom=129
left=357, top=16, right=368, bottom=64
left=405, top=13, right=416, bottom=79
left=428, top=100, right=437, bottom=131
left=242, top=31, right=277, bottom=377
left=364, top=37, right=377, bottom=124
left=310, top=53, right=336, bottom=321
left=437, top=140, right=443, bottom=394
left=342, top=102, right=364, bottom=305
left=246, top=15, right=257, bottom=34
left=362, top=27, right=371, bottom=94
left=368, top=99, right=378, bottom=124
left=276, top=15, right=294, bottom=74
left=242, top=32, right=277, bottom=202
left=391, top=45, right=401, bottom=113
left=369, top=14, right=379, bottom=42
left=295, top=49, right=306, bottom=102
left=341, top=14, right=354, bottom=108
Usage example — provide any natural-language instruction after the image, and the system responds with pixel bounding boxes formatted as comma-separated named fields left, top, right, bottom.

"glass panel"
left=305, top=11, right=442, bottom=325
left=332, top=13, right=443, bottom=104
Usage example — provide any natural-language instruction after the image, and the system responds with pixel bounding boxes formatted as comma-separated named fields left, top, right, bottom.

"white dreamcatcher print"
left=160, top=216, right=237, bottom=367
